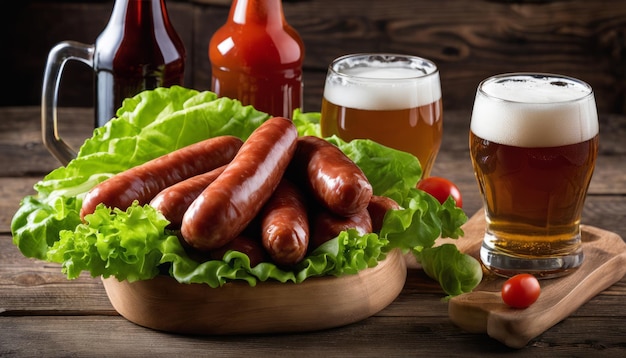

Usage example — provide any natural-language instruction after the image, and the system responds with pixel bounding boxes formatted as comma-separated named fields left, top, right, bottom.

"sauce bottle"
left=208, top=0, right=304, bottom=118
left=94, top=0, right=186, bottom=127
left=42, top=0, right=186, bottom=164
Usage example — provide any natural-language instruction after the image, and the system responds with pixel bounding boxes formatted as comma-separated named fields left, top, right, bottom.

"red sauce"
left=209, top=0, right=304, bottom=118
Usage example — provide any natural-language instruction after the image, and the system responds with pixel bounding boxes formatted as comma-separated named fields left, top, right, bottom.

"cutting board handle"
left=448, top=212, right=626, bottom=348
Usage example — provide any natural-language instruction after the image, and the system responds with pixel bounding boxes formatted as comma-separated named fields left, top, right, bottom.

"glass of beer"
left=320, top=54, right=443, bottom=178
left=470, top=73, right=599, bottom=278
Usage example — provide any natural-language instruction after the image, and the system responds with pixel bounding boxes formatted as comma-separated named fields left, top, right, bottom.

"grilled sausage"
left=309, top=208, right=372, bottom=251
left=150, top=165, right=227, bottom=227
left=260, top=178, right=309, bottom=267
left=291, top=136, right=372, bottom=216
left=209, top=235, right=268, bottom=267
left=181, top=117, right=298, bottom=251
left=367, top=195, right=401, bottom=233
left=80, top=136, right=243, bottom=219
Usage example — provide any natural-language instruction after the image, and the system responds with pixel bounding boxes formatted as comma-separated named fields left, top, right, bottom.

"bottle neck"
left=108, top=0, right=170, bottom=29
left=230, top=0, right=286, bottom=26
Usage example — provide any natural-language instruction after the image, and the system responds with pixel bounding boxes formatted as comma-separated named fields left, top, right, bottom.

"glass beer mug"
left=469, top=73, right=599, bottom=278
left=320, top=54, right=443, bottom=178
left=42, top=0, right=185, bottom=165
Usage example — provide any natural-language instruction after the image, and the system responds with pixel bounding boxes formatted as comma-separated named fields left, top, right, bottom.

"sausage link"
left=367, top=195, right=401, bottom=233
left=291, top=136, right=372, bottom=216
left=181, top=117, right=298, bottom=251
left=260, top=178, right=310, bottom=267
left=80, top=136, right=243, bottom=219
left=209, top=236, right=268, bottom=268
left=150, top=165, right=227, bottom=228
left=309, top=208, right=372, bottom=251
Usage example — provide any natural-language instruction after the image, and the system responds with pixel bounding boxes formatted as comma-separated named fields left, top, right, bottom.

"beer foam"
left=471, top=74, right=599, bottom=147
left=323, top=67, right=441, bottom=110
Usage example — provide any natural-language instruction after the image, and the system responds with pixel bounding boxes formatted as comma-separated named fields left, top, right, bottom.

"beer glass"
left=320, top=54, right=443, bottom=178
left=469, top=73, right=599, bottom=278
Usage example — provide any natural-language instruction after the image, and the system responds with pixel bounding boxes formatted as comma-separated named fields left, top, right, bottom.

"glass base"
left=480, top=240, right=584, bottom=279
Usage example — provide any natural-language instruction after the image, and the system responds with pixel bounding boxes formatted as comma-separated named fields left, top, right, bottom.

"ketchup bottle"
left=208, top=0, right=304, bottom=118
left=94, top=0, right=186, bottom=127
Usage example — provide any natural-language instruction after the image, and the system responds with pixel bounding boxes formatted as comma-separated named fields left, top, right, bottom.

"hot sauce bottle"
left=208, top=0, right=304, bottom=118
left=95, top=0, right=186, bottom=126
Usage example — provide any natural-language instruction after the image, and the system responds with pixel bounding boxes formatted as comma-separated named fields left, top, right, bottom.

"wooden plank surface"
left=3, top=0, right=626, bottom=114
left=1, top=106, right=625, bottom=355
left=2, top=315, right=626, bottom=357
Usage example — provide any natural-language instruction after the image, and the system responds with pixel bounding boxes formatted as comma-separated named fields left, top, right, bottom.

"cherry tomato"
left=416, top=176, right=463, bottom=208
left=501, top=274, right=541, bottom=308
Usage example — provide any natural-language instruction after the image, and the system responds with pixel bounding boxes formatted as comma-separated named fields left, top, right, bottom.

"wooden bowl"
left=101, top=249, right=407, bottom=335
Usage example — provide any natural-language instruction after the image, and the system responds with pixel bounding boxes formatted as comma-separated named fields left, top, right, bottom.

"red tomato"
left=501, top=274, right=541, bottom=308
left=416, top=177, right=463, bottom=208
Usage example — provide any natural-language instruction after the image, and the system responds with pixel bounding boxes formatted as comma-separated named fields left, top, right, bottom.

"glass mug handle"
left=42, top=41, right=95, bottom=165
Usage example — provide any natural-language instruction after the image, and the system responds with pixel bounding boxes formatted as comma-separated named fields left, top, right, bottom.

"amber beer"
left=470, top=73, right=599, bottom=277
left=320, top=54, right=443, bottom=178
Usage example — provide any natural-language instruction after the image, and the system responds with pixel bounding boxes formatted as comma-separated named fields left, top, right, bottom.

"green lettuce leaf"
left=419, top=244, right=483, bottom=299
left=11, top=85, right=480, bottom=297
left=47, top=202, right=174, bottom=282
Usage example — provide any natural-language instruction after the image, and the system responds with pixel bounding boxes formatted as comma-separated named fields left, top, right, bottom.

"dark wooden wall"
left=3, top=0, right=626, bottom=114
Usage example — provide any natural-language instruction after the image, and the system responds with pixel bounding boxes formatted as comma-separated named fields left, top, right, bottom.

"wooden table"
left=1, top=106, right=625, bottom=356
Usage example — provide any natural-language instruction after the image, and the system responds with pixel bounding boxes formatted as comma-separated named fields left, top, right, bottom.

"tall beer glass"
left=470, top=73, right=599, bottom=278
left=320, top=54, right=443, bottom=178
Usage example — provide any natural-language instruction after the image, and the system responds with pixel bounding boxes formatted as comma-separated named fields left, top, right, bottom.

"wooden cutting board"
left=447, top=210, right=626, bottom=348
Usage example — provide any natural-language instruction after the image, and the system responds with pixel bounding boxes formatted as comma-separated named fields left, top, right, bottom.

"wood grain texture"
left=2, top=0, right=626, bottom=114
left=101, top=249, right=406, bottom=335
left=1, top=106, right=625, bottom=354
left=448, top=211, right=626, bottom=348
